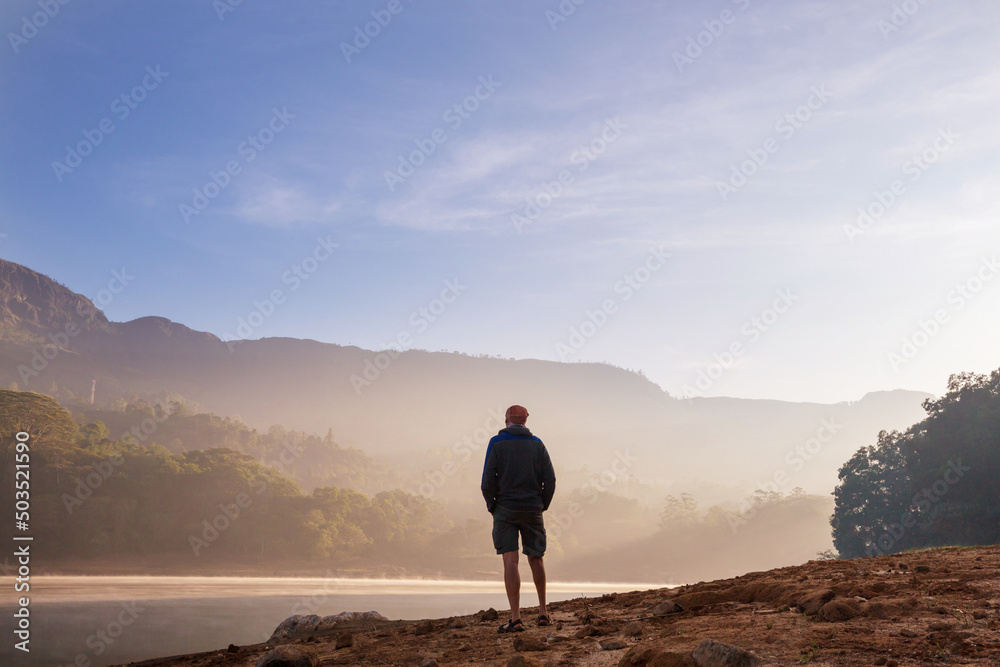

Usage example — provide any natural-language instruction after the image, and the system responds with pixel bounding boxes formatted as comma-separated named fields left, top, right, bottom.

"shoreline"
left=119, top=544, right=1000, bottom=666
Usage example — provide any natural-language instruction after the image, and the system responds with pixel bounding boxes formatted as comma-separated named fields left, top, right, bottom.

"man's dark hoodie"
left=481, top=425, right=556, bottom=513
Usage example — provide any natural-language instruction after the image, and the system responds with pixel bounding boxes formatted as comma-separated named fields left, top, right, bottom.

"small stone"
left=450, top=617, right=468, bottom=629
left=915, top=565, right=931, bottom=573
left=227, top=644, right=239, bottom=653
left=546, top=632, right=569, bottom=643
left=624, top=621, right=643, bottom=637
left=419, top=659, right=439, bottom=667
left=512, top=636, right=547, bottom=652
left=899, top=629, right=919, bottom=638
left=874, top=658, right=888, bottom=666
left=898, top=563, right=908, bottom=570
left=335, top=633, right=353, bottom=649
left=414, top=621, right=434, bottom=636
left=575, top=625, right=598, bottom=638
left=255, top=645, right=317, bottom=667
left=478, top=607, right=499, bottom=622
left=886, top=661, right=898, bottom=667
left=691, top=639, right=761, bottom=667
left=973, top=610, right=988, bottom=620
left=601, top=639, right=628, bottom=650
left=928, top=622, right=952, bottom=632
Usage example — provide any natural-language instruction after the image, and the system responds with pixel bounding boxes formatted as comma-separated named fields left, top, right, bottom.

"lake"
left=1, top=576, right=670, bottom=667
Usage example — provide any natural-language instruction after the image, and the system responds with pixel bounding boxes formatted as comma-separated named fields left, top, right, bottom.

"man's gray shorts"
left=492, top=506, right=546, bottom=557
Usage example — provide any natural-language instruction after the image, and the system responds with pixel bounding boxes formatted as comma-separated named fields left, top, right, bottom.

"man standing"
left=481, top=405, right=556, bottom=633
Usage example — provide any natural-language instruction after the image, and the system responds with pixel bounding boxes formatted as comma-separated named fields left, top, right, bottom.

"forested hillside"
left=832, top=369, right=1000, bottom=558
left=0, top=390, right=439, bottom=569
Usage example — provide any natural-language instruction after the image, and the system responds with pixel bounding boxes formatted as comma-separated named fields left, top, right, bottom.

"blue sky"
left=2, top=0, right=999, bottom=403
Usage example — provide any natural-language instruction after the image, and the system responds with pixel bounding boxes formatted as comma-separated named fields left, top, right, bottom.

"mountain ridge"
left=0, top=257, right=934, bottom=498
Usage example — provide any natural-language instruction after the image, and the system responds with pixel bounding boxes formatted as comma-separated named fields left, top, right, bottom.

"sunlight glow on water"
left=18, top=575, right=672, bottom=602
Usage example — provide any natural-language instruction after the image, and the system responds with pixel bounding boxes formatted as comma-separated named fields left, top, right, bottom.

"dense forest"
left=0, top=390, right=439, bottom=569
left=831, top=370, right=1000, bottom=558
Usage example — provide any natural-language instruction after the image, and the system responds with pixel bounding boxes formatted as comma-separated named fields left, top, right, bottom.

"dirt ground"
left=121, top=544, right=1000, bottom=666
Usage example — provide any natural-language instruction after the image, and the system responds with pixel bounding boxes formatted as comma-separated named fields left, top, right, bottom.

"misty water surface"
left=3, top=576, right=670, bottom=667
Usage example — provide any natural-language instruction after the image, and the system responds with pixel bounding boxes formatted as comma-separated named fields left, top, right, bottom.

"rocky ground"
left=122, top=545, right=1000, bottom=667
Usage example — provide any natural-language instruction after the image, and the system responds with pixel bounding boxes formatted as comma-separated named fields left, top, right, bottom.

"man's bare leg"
left=527, top=555, right=547, bottom=617
left=502, top=551, right=521, bottom=621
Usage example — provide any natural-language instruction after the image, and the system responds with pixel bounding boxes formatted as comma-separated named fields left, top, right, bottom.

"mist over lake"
left=3, top=576, right=666, bottom=667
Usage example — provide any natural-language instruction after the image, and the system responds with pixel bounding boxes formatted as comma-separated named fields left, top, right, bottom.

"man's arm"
left=539, top=444, right=556, bottom=511
left=481, top=441, right=498, bottom=512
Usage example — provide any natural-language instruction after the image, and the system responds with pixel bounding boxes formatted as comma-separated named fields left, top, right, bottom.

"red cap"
left=505, top=405, right=529, bottom=425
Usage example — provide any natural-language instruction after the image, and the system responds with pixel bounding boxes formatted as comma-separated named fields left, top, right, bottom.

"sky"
left=2, top=0, right=999, bottom=404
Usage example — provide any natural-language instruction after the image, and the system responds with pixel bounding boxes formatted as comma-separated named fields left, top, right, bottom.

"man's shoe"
left=536, top=614, right=550, bottom=627
left=498, top=618, right=524, bottom=633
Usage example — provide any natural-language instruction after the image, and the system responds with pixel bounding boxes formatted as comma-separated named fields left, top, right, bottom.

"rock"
left=672, top=591, right=730, bottom=608
left=973, top=610, right=988, bottom=620
left=899, top=629, right=919, bottom=638
left=819, top=598, right=861, bottom=622
left=618, top=646, right=697, bottom=667
left=863, top=601, right=890, bottom=619
left=624, top=621, right=644, bottom=637
left=255, top=645, right=317, bottom=667
left=928, top=621, right=953, bottom=632
left=227, top=644, right=240, bottom=653
left=450, top=617, right=468, bottom=628
left=478, top=608, right=499, bottom=621
left=874, top=658, right=888, bottom=666
left=575, top=625, right=599, bottom=638
left=650, top=600, right=684, bottom=616
left=914, top=565, right=931, bottom=573
left=419, top=659, right=439, bottom=667
left=335, top=633, right=353, bottom=649
left=414, top=620, right=434, bottom=635
left=796, top=589, right=836, bottom=616
left=507, top=656, right=542, bottom=667
left=512, top=636, right=547, bottom=652
left=268, top=615, right=321, bottom=642
left=601, top=639, right=628, bottom=650
left=269, top=611, right=385, bottom=642
left=323, top=610, right=386, bottom=624
left=691, top=639, right=761, bottom=667
left=546, top=632, right=570, bottom=643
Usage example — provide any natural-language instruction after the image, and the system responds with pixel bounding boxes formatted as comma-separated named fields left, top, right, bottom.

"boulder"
left=268, top=615, right=321, bottom=642
left=269, top=611, right=385, bottom=642
left=796, top=589, right=835, bottom=616
left=819, top=598, right=861, bottom=622
left=691, top=639, right=761, bottom=667
left=255, top=645, right=316, bottom=667
left=650, top=600, right=684, bottom=616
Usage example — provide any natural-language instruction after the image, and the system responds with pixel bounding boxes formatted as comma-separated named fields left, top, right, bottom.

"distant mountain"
left=0, top=258, right=934, bottom=499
